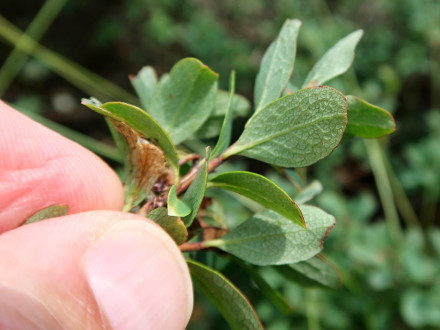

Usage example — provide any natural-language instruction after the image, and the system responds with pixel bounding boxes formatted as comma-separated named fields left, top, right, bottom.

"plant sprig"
left=80, top=19, right=396, bottom=328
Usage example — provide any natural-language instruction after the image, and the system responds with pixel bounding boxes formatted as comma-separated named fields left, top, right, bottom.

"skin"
left=0, top=101, right=193, bottom=329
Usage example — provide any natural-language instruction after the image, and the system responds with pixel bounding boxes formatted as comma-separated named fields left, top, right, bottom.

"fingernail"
left=83, top=220, right=193, bottom=329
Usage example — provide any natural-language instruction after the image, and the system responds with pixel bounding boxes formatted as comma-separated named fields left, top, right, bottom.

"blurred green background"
left=1, top=0, right=439, bottom=329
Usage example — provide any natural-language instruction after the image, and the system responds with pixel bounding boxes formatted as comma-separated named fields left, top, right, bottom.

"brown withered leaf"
left=109, top=119, right=168, bottom=195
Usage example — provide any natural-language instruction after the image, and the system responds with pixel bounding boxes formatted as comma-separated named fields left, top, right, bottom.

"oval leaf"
left=254, top=19, right=302, bottom=113
left=187, top=260, right=263, bottom=330
left=345, top=95, right=396, bottom=138
left=147, top=207, right=188, bottom=245
left=149, top=58, right=219, bottom=144
left=195, top=89, right=251, bottom=140
left=181, top=149, right=209, bottom=227
left=302, top=30, right=363, bottom=88
left=212, top=90, right=251, bottom=117
left=24, top=204, right=68, bottom=225
left=205, top=206, right=335, bottom=266
left=195, top=90, right=251, bottom=140
left=224, top=87, right=348, bottom=167
left=194, top=116, right=224, bottom=140
left=276, top=256, right=342, bottom=289
left=167, top=185, right=191, bottom=217
left=209, top=171, right=305, bottom=227
left=82, top=100, right=180, bottom=180
left=129, top=66, right=157, bottom=110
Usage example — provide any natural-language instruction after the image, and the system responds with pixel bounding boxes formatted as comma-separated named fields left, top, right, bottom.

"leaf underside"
left=254, top=19, right=302, bottom=113
left=276, top=256, right=342, bottom=289
left=226, top=86, right=348, bottom=168
left=302, top=30, right=363, bottom=88
left=207, top=205, right=335, bottom=266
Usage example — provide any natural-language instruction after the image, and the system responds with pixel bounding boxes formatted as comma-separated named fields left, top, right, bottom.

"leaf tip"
left=355, top=29, right=364, bottom=37
left=286, top=18, right=302, bottom=27
left=81, top=97, right=102, bottom=106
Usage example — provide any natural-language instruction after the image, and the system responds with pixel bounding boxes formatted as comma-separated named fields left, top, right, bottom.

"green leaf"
left=82, top=100, right=180, bottom=180
left=24, top=204, right=68, bottom=225
left=205, top=205, right=335, bottom=266
left=149, top=58, right=219, bottom=144
left=212, top=90, right=251, bottom=117
left=195, top=90, right=251, bottom=140
left=130, top=66, right=157, bottom=110
left=187, top=260, right=263, bottom=330
left=208, top=171, right=305, bottom=227
left=276, top=256, right=342, bottom=289
left=167, top=185, right=191, bottom=217
left=302, top=30, right=363, bottom=88
left=224, top=87, right=348, bottom=167
left=147, top=207, right=188, bottom=245
left=254, top=19, right=302, bottom=113
left=295, top=180, right=323, bottom=204
left=181, top=149, right=209, bottom=227
left=345, top=95, right=396, bottom=138
left=194, top=116, right=224, bottom=140
left=211, top=71, right=235, bottom=159
left=285, top=81, right=299, bottom=94
left=239, top=261, right=292, bottom=315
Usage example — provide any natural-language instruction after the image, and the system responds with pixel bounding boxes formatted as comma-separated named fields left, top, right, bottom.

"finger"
left=0, top=211, right=193, bottom=329
left=0, top=101, right=124, bottom=232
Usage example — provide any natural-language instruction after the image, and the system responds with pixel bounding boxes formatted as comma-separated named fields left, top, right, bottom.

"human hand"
left=0, top=101, right=193, bottom=329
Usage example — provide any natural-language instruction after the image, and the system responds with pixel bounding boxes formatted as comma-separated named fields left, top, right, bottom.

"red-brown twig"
left=179, top=241, right=206, bottom=252
left=179, top=153, right=202, bottom=166
left=176, top=155, right=223, bottom=195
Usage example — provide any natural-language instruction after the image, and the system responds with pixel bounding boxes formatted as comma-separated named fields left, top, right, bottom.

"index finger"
left=0, top=101, right=124, bottom=232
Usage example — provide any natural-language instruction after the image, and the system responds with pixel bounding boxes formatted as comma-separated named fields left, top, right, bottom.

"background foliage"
left=1, top=0, right=439, bottom=329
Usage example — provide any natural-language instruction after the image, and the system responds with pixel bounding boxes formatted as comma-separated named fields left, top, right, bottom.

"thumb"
left=0, top=211, right=193, bottom=329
